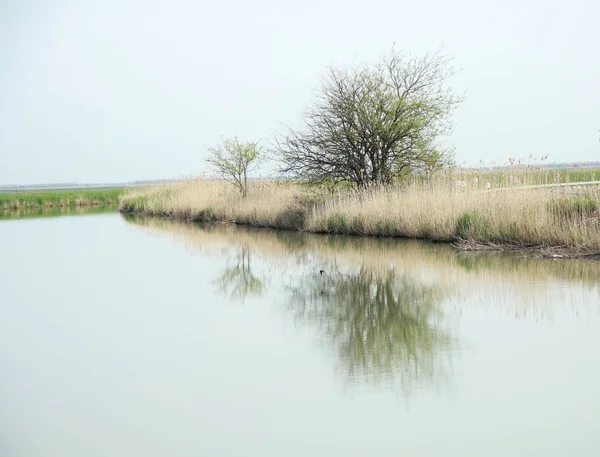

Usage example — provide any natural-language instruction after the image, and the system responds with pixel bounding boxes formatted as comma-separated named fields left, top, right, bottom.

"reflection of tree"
left=287, top=266, right=455, bottom=394
left=216, top=244, right=264, bottom=302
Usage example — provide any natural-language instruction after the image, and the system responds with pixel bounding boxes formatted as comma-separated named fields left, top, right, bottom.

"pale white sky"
left=1, top=0, right=599, bottom=185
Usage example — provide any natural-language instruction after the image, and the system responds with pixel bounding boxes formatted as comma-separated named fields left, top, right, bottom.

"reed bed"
left=121, top=180, right=311, bottom=229
left=120, top=176, right=600, bottom=253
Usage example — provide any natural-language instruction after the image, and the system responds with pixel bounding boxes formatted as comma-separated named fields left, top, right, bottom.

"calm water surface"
left=1, top=212, right=599, bottom=456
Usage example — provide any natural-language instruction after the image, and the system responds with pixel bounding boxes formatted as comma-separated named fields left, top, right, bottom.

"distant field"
left=0, top=188, right=124, bottom=210
left=456, top=167, right=600, bottom=187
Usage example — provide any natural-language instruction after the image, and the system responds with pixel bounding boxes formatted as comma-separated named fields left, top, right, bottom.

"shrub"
left=547, top=196, right=598, bottom=221
left=455, top=211, right=490, bottom=240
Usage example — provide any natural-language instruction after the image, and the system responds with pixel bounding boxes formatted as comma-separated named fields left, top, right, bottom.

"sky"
left=1, top=0, right=599, bottom=185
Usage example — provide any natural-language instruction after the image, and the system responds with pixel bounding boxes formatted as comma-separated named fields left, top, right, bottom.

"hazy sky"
left=1, top=0, right=599, bottom=185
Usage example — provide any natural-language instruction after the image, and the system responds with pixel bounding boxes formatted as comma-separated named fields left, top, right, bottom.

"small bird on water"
left=319, top=269, right=325, bottom=275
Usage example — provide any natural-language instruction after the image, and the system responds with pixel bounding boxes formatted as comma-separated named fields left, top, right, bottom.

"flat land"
left=0, top=188, right=124, bottom=210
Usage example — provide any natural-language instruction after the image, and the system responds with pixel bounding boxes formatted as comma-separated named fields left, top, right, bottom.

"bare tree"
left=206, top=137, right=263, bottom=198
left=275, top=47, right=462, bottom=188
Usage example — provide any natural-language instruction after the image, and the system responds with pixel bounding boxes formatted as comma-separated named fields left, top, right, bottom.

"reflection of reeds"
left=0, top=204, right=118, bottom=220
left=126, top=216, right=600, bottom=318
left=121, top=178, right=600, bottom=251
left=126, top=217, right=600, bottom=395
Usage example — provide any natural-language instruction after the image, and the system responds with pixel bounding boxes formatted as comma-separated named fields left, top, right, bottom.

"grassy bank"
left=0, top=189, right=124, bottom=210
left=0, top=204, right=118, bottom=221
left=120, top=177, right=600, bottom=254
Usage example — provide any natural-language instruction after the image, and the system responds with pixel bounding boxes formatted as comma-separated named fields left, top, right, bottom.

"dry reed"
left=120, top=177, right=600, bottom=252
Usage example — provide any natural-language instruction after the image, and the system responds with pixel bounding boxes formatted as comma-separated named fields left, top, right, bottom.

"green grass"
left=447, top=167, right=600, bottom=189
left=0, top=189, right=124, bottom=210
left=557, top=168, right=600, bottom=183
left=547, top=195, right=599, bottom=221
left=0, top=204, right=118, bottom=221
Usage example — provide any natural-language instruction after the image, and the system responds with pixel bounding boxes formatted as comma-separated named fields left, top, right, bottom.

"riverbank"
left=0, top=189, right=124, bottom=210
left=0, top=204, right=118, bottom=221
left=119, top=179, right=600, bottom=256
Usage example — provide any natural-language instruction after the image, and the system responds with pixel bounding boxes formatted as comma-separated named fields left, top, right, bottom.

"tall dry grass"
left=120, top=177, right=600, bottom=251
left=306, top=184, right=600, bottom=249
left=121, top=179, right=315, bottom=229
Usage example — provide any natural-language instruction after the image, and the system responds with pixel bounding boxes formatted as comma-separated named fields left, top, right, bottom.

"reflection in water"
left=288, top=265, right=454, bottom=393
left=0, top=204, right=118, bottom=220
left=4, top=213, right=600, bottom=456
left=126, top=216, right=600, bottom=314
left=127, top=217, right=461, bottom=394
left=125, top=216, right=600, bottom=395
left=215, top=244, right=264, bottom=302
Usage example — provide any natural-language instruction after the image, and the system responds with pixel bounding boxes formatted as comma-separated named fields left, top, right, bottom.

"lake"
left=1, top=211, right=599, bottom=456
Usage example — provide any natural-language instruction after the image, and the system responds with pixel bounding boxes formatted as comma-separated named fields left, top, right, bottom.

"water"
left=0, top=205, right=117, bottom=221
left=1, top=212, right=600, bottom=456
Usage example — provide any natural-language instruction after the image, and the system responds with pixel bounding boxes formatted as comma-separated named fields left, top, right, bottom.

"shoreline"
left=3, top=201, right=119, bottom=210
left=120, top=208, right=600, bottom=260
left=118, top=178, right=600, bottom=260
left=0, top=188, right=124, bottom=210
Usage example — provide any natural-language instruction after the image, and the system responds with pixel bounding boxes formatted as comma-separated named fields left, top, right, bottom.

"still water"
left=1, top=212, right=599, bottom=456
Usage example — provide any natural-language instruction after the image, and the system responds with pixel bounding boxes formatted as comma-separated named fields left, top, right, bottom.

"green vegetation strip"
left=0, top=189, right=124, bottom=210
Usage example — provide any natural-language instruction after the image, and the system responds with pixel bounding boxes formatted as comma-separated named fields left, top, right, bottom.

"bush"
left=547, top=196, right=598, bottom=221
left=455, top=211, right=490, bottom=240
left=327, top=214, right=348, bottom=233
left=120, top=196, right=148, bottom=213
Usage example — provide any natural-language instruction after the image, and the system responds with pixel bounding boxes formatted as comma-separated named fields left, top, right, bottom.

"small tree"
left=206, top=137, right=263, bottom=198
left=275, top=46, right=462, bottom=188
